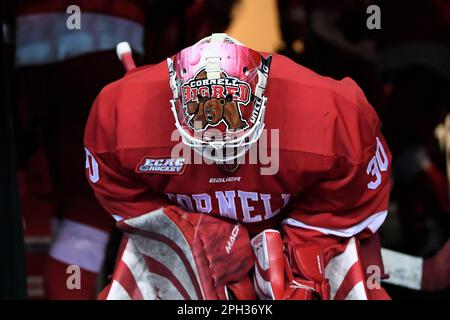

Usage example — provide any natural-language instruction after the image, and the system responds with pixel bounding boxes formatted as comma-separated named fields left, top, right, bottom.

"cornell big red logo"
left=181, top=69, right=251, bottom=132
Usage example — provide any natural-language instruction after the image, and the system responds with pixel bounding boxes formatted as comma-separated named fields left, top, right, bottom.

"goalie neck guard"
left=167, top=33, right=272, bottom=163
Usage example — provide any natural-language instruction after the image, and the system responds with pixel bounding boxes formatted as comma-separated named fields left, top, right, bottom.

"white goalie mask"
left=167, top=33, right=272, bottom=163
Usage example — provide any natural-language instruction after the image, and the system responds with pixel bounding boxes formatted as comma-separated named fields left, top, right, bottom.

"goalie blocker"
left=252, top=229, right=390, bottom=300
left=99, top=206, right=256, bottom=300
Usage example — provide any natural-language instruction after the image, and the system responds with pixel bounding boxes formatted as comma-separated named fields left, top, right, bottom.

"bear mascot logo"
left=182, top=70, right=250, bottom=132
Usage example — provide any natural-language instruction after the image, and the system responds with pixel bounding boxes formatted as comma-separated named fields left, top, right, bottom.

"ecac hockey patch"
left=136, top=157, right=186, bottom=175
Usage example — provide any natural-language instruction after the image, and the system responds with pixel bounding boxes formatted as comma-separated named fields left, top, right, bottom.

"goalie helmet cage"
left=0, top=0, right=27, bottom=300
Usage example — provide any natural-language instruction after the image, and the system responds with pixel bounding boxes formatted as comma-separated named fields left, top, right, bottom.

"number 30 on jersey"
left=366, top=137, right=388, bottom=190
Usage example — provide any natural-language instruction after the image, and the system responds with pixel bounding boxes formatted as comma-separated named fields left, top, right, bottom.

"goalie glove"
left=251, top=229, right=330, bottom=300
left=102, top=206, right=256, bottom=300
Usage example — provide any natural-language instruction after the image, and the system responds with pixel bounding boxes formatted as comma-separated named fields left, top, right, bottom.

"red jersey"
left=84, top=53, right=391, bottom=239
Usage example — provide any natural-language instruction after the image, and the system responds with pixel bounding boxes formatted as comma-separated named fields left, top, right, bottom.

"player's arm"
left=84, top=88, right=172, bottom=221
left=253, top=79, right=392, bottom=300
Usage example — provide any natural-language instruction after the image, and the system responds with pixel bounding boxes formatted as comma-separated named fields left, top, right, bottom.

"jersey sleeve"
left=282, top=78, right=392, bottom=249
left=84, top=88, right=171, bottom=220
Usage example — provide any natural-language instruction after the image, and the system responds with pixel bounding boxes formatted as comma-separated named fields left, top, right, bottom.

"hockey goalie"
left=84, top=34, right=392, bottom=300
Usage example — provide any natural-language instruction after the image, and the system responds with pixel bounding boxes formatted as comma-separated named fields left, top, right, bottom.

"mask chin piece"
left=215, top=162, right=241, bottom=173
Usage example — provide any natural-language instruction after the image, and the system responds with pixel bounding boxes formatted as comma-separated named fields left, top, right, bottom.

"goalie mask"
left=167, top=33, right=272, bottom=163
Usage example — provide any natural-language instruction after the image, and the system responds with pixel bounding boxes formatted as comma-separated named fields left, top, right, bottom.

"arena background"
left=1, top=0, right=449, bottom=300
